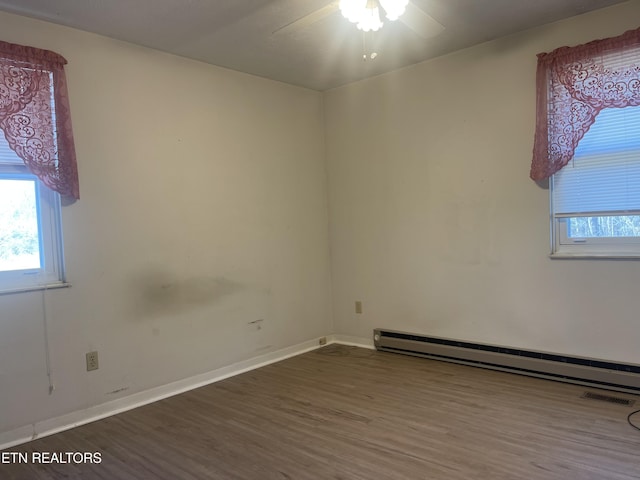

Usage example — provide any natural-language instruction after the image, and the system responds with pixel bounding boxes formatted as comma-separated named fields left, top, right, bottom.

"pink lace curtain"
left=530, top=27, right=640, bottom=181
left=0, top=40, right=79, bottom=199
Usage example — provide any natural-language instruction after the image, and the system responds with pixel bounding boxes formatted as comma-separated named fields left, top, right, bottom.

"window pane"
left=553, top=105, right=640, bottom=215
left=0, top=179, right=41, bottom=271
left=568, top=215, right=640, bottom=238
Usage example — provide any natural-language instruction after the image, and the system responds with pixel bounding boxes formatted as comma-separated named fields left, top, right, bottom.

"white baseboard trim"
left=0, top=337, right=328, bottom=451
left=331, top=334, right=375, bottom=349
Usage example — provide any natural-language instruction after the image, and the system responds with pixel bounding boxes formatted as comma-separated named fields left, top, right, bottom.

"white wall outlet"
left=86, top=351, right=99, bottom=371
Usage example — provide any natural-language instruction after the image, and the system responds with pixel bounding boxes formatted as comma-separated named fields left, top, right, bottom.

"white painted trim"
left=331, top=334, right=375, bottom=349
left=0, top=282, right=70, bottom=296
left=0, top=337, right=327, bottom=450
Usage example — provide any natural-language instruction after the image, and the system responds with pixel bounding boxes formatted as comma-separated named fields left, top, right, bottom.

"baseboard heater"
left=374, top=329, right=640, bottom=394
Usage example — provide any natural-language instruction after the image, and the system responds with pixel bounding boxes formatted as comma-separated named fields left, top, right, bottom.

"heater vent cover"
left=374, top=329, right=640, bottom=395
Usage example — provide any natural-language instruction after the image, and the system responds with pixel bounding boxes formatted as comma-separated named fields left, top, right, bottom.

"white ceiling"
left=0, top=0, right=628, bottom=91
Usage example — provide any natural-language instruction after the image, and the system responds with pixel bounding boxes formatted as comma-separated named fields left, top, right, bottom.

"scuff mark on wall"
left=247, top=318, right=263, bottom=331
left=106, top=387, right=129, bottom=395
left=129, top=269, right=246, bottom=318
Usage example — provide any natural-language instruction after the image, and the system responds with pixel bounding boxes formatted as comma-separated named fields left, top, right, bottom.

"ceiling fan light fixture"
left=339, top=0, right=368, bottom=23
left=378, top=0, right=409, bottom=21
left=339, top=0, right=408, bottom=31
left=357, top=5, right=383, bottom=32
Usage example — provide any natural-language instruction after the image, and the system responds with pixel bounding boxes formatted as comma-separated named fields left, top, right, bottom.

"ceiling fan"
left=273, top=0, right=444, bottom=40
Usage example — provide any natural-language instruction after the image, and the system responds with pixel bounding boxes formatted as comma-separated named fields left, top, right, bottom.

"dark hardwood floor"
left=2, top=344, right=639, bottom=479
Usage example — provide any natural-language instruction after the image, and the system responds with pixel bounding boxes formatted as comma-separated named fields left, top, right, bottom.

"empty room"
left=1, top=0, right=639, bottom=478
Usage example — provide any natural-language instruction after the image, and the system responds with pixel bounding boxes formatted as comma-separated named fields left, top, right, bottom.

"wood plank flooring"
left=2, top=344, right=639, bottom=479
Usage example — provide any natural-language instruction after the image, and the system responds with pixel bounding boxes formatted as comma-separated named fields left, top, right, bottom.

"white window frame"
left=0, top=163, right=66, bottom=293
left=550, top=178, right=640, bottom=258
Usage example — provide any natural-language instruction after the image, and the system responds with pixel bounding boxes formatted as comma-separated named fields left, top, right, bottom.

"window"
left=0, top=135, right=65, bottom=292
left=551, top=106, right=640, bottom=256
left=530, top=27, right=640, bottom=257
left=0, top=40, right=78, bottom=291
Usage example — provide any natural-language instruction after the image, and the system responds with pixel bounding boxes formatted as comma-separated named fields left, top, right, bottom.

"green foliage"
left=0, top=180, right=40, bottom=270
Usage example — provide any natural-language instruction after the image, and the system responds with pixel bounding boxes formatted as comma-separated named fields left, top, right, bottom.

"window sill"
left=549, top=253, right=640, bottom=260
left=0, top=282, right=71, bottom=296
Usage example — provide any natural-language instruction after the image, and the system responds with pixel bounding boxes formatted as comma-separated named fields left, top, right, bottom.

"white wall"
left=324, top=1, right=640, bottom=364
left=0, top=12, right=332, bottom=434
left=3, top=0, right=640, bottom=444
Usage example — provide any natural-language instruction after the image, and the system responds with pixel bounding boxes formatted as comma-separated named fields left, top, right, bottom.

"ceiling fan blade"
left=399, top=1, right=444, bottom=39
left=272, top=1, right=340, bottom=35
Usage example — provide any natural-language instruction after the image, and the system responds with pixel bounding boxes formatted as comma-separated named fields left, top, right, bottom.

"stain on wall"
left=130, top=269, right=245, bottom=317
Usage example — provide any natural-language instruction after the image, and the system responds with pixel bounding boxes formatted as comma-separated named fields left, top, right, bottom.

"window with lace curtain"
left=0, top=41, right=78, bottom=291
left=530, top=27, right=640, bottom=257
left=0, top=132, right=65, bottom=291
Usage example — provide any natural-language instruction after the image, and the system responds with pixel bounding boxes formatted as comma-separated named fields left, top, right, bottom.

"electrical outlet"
left=86, top=351, right=99, bottom=371
left=319, top=336, right=327, bottom=345
left=355, top=301, right=363, bottom=314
